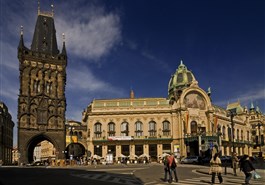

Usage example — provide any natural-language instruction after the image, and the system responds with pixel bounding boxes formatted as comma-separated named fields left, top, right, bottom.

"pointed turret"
left=250, top=102, right=255, bottom=112
left=256, top=106, right=262, bottom=114
left=130, top=89, right=135, bottom=99
left=31, top=5, right=59, bottom=55
left=61, top=33, right=67, bottom=56
left=18, top=26, right=25, bottom=50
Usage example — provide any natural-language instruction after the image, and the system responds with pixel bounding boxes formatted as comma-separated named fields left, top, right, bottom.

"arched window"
left=94, top=122, right=102, bottom=138
left=135, top=121, right=143, bottom=137
left=162, top=121, right=170, bottom=136
left=247, top=131, right=250, bottom=141
left=149, top=121, right=156, bottom=137
left=190, top=121, right=197, bottom=134
left=108, top=122, right=115, bottom=137
left=241, top=130, right=243, bottom=141
left=237, top=129, right=239, bottom=140
left=228, top=127, right=231, bottom=141
left=121, top=122, right=129, bottom=136
left=222, top=126, right=226, bottom=139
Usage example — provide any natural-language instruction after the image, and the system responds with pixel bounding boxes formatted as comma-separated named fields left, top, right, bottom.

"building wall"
left=40, top=141, right=56, bottom=161
left=82, top=83, right=264, bottom=161
left=0, top=102, right=14, bottom=165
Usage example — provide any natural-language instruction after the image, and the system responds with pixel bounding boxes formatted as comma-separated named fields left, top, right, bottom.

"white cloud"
left=55, top=2, right=122, bottom=61
left=141, top=51, right=171, bottom=72
left=67, top=65, right=125, bottom=96
left=0, top=41, right=19, bottom=71
left=214, top=87, right=265, bottom=108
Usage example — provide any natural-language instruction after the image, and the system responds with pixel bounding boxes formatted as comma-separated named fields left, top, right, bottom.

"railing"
left=92, top=135, right=173, bottom=141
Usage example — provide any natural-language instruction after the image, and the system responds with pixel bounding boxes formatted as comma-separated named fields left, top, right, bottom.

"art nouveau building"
left=81, top=62, right=264, bottom=162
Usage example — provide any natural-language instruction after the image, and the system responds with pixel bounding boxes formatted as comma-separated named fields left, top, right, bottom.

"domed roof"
left=168, top=60, right=196, bottom=100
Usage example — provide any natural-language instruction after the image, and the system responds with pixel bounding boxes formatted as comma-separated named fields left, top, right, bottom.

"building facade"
left=82, top=62, right=264, bottom=162
left=65, top=120, right=87, bottom=160
left=17, top=5, right=67, bottom=164
left=0, top=102, right=14, bottom=165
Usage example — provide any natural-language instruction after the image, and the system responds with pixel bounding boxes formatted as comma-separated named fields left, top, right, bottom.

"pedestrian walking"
left=240, top=155, right=255, bottom=185
left=232, top=152, right=239, bottom=176
left=168, top=153, right=178, bottom=183
left=163, top=156, right=170, bottom=182
left=209, top=153, right=223, bottom=184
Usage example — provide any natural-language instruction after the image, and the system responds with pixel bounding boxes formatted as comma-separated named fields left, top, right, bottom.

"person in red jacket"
left=167, top=153, right=178, bottom=183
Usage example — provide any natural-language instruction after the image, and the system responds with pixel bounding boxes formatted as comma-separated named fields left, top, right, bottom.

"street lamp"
left=227, top=108, right=237, bottom=154
left=257, top=122, right=263, bottom=157
left=197, top=124, right=203, bottom=156
left=62, top=150, right=67, bottom=158
left=68, top=126, right=75, bottom=163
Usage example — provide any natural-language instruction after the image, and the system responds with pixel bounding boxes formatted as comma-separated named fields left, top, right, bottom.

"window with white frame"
left=121, top=122, right=129, bottom=136
left=94, top=122, right=102, bottom=138
left=162, top=121, right=170, bottom=136
left=135, top=121, right=143, bottom=137
left=108, top=122, right=115, bottom=136
left=149, top=121, right=156, bottom=137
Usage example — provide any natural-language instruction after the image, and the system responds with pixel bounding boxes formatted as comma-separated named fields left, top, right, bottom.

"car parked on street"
left=201, top=156, right=211, bottom=164
left=180, top=156, right=200, bottom=164
left=26, top=161, right=45, bottom=166
left=220, top=155, right=232, bottom=163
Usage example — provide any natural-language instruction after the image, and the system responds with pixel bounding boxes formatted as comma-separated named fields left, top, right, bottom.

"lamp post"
left=227, top=108, right=237, bottom=154
left=217, top=125, right=222, bottom=153
left=68, top=126, right=75, bottom=164
left=198, top=124, right=202, bottom=157
left=256, top=122, right=263, bottom=157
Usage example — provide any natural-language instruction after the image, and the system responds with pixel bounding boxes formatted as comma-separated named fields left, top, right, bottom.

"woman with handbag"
left=209, top=153, right=223, bottom=184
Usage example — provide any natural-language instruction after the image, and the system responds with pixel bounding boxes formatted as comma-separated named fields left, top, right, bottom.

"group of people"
left=163, top=152, right=257, bottom=185
left=163, top=153, right=178, bottom=183
left=209, top=152, right=256, bottom=185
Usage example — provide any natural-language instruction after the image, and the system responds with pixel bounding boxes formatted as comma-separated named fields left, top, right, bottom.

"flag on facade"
left=185, top=112, right=189, bottom=132
left=214, top=116, right=218, bottom=132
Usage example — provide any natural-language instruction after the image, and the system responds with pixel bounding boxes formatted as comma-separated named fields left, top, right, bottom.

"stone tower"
left=17, top=5, right=67, bottom=164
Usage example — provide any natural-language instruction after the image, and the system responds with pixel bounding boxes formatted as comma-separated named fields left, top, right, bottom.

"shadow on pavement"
left=0, top=167, right=144, bottom=185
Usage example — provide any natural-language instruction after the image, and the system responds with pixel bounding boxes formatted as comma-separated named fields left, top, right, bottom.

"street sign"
left=209, top=142, right=213, bottom=149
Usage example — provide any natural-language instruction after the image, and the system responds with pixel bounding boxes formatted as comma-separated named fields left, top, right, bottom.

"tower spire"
left=20, top=25, right=23, bottom=36
left=38, top=0, right=40, bottom=15
left=18, top=26, right=24, bottom=49
left=61, top=33, right=67, bottom=56
left=51, top=4, right=54, bottom=17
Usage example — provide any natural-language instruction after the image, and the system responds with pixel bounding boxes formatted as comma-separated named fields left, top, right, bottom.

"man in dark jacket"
left=240, top=155, right=255, bottom=185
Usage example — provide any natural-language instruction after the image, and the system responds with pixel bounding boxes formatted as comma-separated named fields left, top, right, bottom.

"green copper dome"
left=168, top=60, right=196, bottom=100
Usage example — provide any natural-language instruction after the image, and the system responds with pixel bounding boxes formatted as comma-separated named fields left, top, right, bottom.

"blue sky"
left=0, top=0, right=264, bottom=146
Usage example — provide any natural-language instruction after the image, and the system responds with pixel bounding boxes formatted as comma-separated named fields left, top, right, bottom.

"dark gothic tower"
left=17, top=4, right=67, bottom=163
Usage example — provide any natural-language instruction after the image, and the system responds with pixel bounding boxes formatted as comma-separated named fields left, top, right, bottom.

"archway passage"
left=65, top=143, right=85, bottom=159
left=187, top=140, right=199, bottom=156
left=27, top=135, right=56, bottom=164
